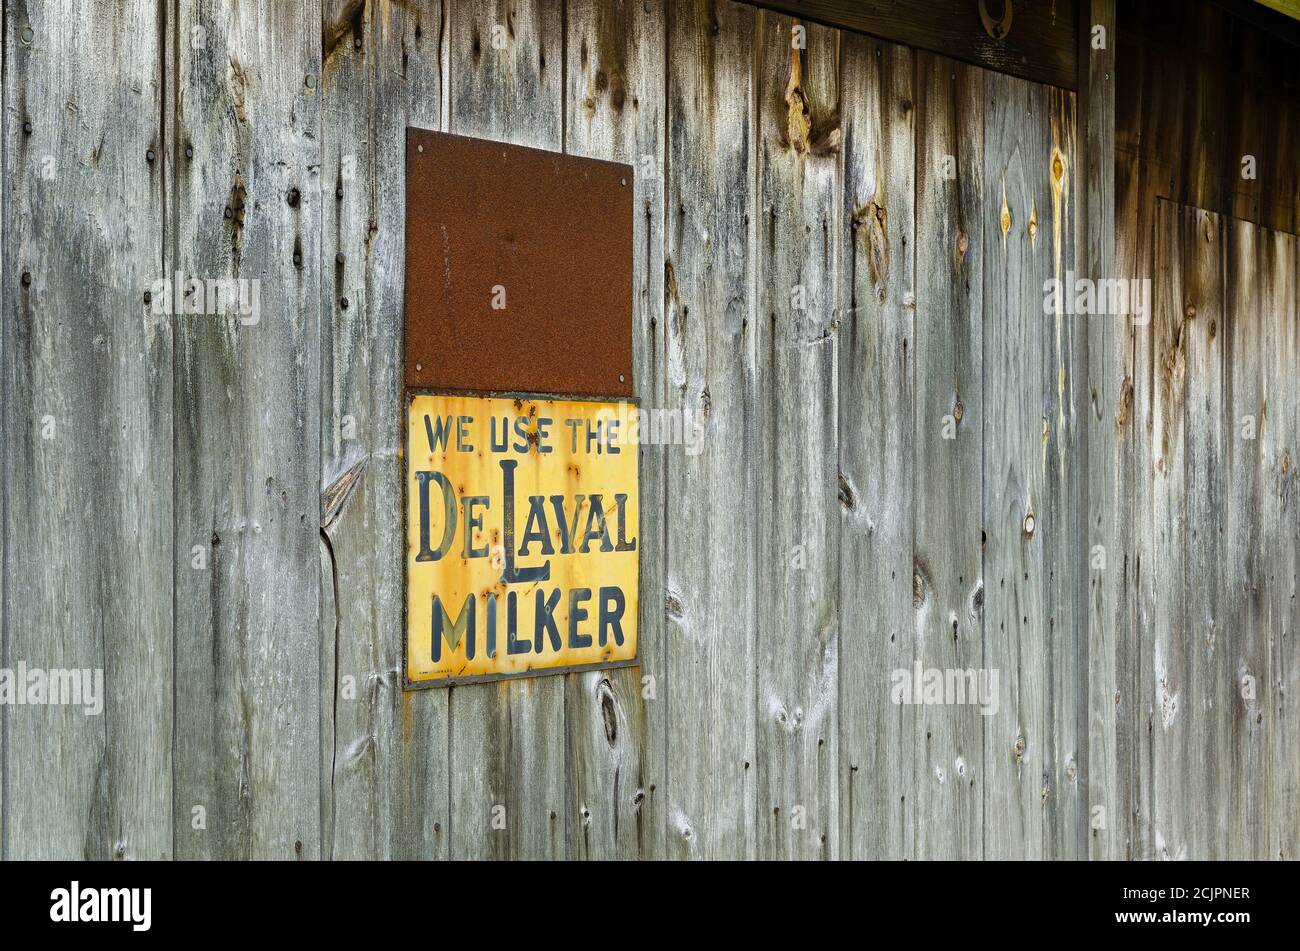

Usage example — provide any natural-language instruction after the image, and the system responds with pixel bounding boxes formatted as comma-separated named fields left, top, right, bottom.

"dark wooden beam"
left=738, top=0, right=1078, bottom=89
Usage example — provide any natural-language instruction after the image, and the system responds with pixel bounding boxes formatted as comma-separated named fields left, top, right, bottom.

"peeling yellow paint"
left=406, top=393, right=639, bottom=685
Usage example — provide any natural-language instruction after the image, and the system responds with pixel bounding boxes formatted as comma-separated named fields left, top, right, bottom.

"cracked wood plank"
left=319, top=0, right=450, bottom=862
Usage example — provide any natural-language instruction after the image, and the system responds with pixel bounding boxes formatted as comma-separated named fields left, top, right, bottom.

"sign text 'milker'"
left=413, top=408, right=636, bottom=662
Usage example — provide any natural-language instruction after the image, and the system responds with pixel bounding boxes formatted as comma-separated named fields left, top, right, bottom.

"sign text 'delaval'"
left=404, top=393, right=639, bottom=686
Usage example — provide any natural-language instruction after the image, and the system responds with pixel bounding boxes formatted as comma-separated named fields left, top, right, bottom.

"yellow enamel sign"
left=404, top=392, right=639, bottom=686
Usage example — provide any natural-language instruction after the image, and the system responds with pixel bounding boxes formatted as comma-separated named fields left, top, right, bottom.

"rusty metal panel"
left=404, top=392, right=639, bottom=687
left=404, top=128, right=634, bottom=398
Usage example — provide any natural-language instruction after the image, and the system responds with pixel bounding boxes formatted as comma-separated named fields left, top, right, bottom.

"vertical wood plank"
left=1277, top=233, right=1300, bottom=860
left=2, top=0, right=172, bottom=860
left=1223, top=218, right=1271, bottom=859
left=837, top=34, right=915, bottom=861
left=1278, top=234, right=1300, bottom=860
left=1045, top=86, right=1084, bottom=860
left=754, top=11, right=839, bottom=861
left=663, top=0, right=757, bottom=860
left=1147, top=199, right=1189, bottom=860
left=320, top=0, right=450, bottom=860
left=982, top=71, right=1047, bottom=859
left=563, top=0, right=664, bottom=860
left=445, top=0, right=566, bottom=861
left=1081, top=0, right=1121, bottom=862
left=172, top=0, right=323, bottom=859
left=913, top=51, right=982, bottom=860
left=1114, top=112, right=1159, bottom=859
left=320, top=0, right=375, bottom=863
left=1182, top=205, right=1227, bottom=859
left=1260, top=226, right=1296, bottom=859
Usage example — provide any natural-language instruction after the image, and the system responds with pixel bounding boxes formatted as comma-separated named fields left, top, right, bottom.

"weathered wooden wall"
left=0, top=0, right=1294, bottom=860
left=1109, top=0, right=1300, bottom=860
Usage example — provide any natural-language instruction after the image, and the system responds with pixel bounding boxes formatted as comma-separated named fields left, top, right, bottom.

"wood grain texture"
left=171, top=0, right=323, bottom=860
left=837, top=34, right=915, bottom=860
left=4, top=0, right=1296, bottom=863
left=1274, top=228, right=1300, bottom=861
left=981, top=70, right=1043, bottom=858
left=913, top=51, right=983, bottom=860
left=1117, top=0, right=1300, bottom=234
left=2, top=0, right=172, bottom=860
left=1081, top=0, right=1119, bottom=861
left=663, top=0, right=758, bottom=860
left=1180, top=204, right=1228, bottom=859
left=319, top=0, right=450, bottom=861
left=1147, top=199, right=1189, bottom=860
left=563, top=0, right=664, bottom=860
left=1045, top=86, right=1084, bottom=859
left=446, top=0, right=567, bottom=861
left=1127, top=201, right=1300, bottom=861
left=754, top=11, right=840, bottom=861
left=740, top=0, right=1078, bottom=91
left=1223, top=218, right=1271, bottom=859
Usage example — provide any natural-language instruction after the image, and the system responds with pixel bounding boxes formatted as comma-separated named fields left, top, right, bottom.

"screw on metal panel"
left=619, top=374, right=625, bottom=383
left=335, top=252, right=345, bottom=266
left=621, top=177, right=627, bottom=186
left=22, top=120, right=32, bottom=135
left=146, top=148, right=156, bottom=163
left=20, top=25, right=33, bottom=44
left=417, top=144, right=424, bottom=153
left=224, top=206, right=233, bottom=219
left=185, top=145, right=194, bottom=160
left=287, top=187, right=301, bottom=208
left=21, top=271, right=32, bottom=287
left=305, top=74, right=317, bottom=89
left=354, top=35, right=362, bottom=49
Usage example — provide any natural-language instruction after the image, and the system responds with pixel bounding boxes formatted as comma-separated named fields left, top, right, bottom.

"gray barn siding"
left=1, top=0, right=1296, bottom=860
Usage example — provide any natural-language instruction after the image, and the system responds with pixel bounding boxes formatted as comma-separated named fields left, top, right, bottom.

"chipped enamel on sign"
left=404, top=392, right=639, bottom=687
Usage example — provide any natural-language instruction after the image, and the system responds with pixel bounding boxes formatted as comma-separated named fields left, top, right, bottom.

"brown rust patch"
left=404, top=129, right=633, bottom=396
